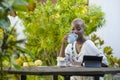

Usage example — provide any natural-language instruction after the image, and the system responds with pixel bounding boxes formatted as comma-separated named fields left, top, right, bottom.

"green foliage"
left=85, top=5, right=105, bottom=35
left=104, top=46, right=113, bottom=55
left=0, top=0, right=34, bottom=79
left=17, top=0, right=105, bottom=66
left=12, top=0, right=28, bottom=11
left=90, top=34, right=104, bottom=49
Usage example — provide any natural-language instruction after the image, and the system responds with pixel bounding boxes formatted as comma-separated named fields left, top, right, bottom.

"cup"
left=57, top=57, right=66, bottom=67
left=68, top=33, right=78, bottom=43
left=57, top=60, right=66, bottom=67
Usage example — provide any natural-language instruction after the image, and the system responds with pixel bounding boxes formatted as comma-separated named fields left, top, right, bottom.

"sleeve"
left=84, top=40, right=109, bottom=65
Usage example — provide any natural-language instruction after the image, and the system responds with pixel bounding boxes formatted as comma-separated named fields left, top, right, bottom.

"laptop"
left=83, top=55, right=103, bottom=68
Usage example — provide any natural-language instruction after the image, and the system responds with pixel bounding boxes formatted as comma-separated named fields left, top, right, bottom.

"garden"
left=0, top=0, right=120, bottom=80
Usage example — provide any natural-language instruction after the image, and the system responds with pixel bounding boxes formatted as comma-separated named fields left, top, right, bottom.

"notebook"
left=83, top=55, right=103, bottom=68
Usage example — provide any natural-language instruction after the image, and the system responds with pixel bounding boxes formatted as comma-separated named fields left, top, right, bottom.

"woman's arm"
left=59, top=35, right=68, bottom=57
left=59, top=42, right=66, bottom=57
left=85, top=40, right=109, bottom=67
left=102, top=63, right=108, bottom=67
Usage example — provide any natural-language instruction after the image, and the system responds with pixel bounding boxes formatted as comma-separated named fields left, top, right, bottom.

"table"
left=3, top=66, right=120, bottom=80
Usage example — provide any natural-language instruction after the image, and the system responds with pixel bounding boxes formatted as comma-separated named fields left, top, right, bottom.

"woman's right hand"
left=59, top=34, right=69, bottom=57
left=62, top=34, right=69, bottom=44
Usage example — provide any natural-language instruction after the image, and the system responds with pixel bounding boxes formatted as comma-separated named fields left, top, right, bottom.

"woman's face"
left=71, top=24, right=84, bottom=37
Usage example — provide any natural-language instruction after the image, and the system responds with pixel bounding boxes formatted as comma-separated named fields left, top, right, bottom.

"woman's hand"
left=71, top=61, right=82, bottom=67
left=59, top=34, right=69, bottom=57
left=62, top=34, right=69, bottom=44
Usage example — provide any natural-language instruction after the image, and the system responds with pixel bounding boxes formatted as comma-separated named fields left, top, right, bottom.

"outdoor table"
left=3, top=66, right=120, bottom=80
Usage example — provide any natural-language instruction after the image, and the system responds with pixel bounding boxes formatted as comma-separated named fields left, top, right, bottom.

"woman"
left=58, top=18, right=108, bottom=80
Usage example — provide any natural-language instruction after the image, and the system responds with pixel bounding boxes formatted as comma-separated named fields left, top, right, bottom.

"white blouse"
left=65, top=40, right=108, bottom=66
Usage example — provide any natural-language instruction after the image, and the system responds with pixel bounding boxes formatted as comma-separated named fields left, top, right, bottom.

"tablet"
left=83, top=55, right=103, bottom=68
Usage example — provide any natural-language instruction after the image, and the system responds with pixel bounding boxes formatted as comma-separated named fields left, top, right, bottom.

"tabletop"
left=4, top=66, right=120, bottom=75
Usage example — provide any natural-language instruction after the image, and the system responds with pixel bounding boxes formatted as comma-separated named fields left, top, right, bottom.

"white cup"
left=57, top=60, right=66, bottom=67
left=68, top=33, right=78, bottom=43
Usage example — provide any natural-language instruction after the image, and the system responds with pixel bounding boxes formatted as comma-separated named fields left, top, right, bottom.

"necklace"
left=71, top=43, right=74, bottom=55
left=71, top=43, right=81, bottom=60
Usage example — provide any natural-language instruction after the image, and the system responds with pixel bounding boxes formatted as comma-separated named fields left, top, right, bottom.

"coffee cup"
left=68, top=33, right=78, bottom=43
left=57, top=60, right=66, bottom=66
left=57, top=57, right=66, bottom=66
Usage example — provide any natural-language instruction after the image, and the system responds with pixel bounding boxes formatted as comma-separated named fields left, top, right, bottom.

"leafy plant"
left=0, top=0, right=36, bottom=79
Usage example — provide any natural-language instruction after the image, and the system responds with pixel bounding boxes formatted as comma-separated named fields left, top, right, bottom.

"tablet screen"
left=83, top=55, right=103, bottom=68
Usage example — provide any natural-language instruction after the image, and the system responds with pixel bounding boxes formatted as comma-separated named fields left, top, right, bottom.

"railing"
left=3, top=66, right=120, bottom=80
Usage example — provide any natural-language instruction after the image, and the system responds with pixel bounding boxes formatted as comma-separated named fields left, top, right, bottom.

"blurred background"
left=90, top=0, right=120, bottom=58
